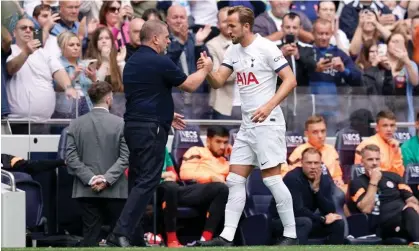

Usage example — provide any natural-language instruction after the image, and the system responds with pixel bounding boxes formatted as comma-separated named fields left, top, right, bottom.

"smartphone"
left=117, top=39, right=123, bottom=51
left=377, top=44, right=387, bottom=57
left=80, top=59, right=98, bottom=69
left=324, top=53, right=333, bottom=62
left=285, top=34, right=295, bottom=44
left=33, top=29, right=43, bottom=46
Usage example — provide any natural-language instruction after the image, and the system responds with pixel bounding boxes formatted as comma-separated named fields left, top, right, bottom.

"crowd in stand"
left=1, top=0, right=419, bottom=134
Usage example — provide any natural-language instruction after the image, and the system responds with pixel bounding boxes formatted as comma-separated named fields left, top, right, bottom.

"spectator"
left=412, top=15, right=419, bottom=64
left=349, top=144, right=419, bottom=242
left=349, top=8, right=391, bottom=57
left=355, top=110, right=405, bottom=177
left=23, top=0, right=59, bottom=18
left=254, top=0, right=313, bottom=44
left=270, top=148, right=345, bottom=245
left=98, top=1, right=133, bottom=50
left=166, top=5, right=211, bottom=119
left=4, top=0, right=40, bottom=33
left=86, top=27, right=124, bottom=93
left=383, top=0, right=409, bottom=20
left=51, top=1, right=85, bottom=44
left=1, top=25, right=11, bottom=118
left=125, top=18, right=144, bottom=61
left=141, top=8, right=163, bottom=21
left=292, top=0, right=319, bottom=22
left=6, top=18, right=76, bottom=133
left=401, top=112, right=419, bottom=167
left=309, top=19, right=361, bottom=132
left=131, top=1, right=157, bottom=18
left=158, top=126, right=230, bottom=247
left=206, top=7, right=241, bottom=120
left=53, top=31, right=96, bottom=119
left=310, top=19, right=361, bottom=94
left=32, top=4, right=61, bottom=59
left=277, top=12, right=316, bottom=87
left=287, top=115, right=345, bottom=192
left=339, top=0, right=394, bottom=40
left=386, top=32, right=418, bottom=127
left=66, top=81, right=129, bottom=247
left=316, top=0, right=350, bottom=54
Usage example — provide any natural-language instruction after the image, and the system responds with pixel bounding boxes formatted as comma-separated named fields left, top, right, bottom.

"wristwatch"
left=320, top=216, right=326, bottom=224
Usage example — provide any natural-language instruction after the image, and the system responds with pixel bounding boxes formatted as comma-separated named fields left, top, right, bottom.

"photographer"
left=277, top=13, right=316, bottom=87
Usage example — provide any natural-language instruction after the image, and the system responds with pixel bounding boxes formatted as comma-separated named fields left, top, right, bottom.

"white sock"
left=219, top=172, right=247, bottom=242
left=263, top=175, right=297, bottom=238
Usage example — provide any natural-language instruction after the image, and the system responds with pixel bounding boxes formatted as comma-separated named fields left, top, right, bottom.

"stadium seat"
left=394, top=130, right=412, bottom=145
left=285, top=131, right=305, bottom=161
left=171, top=125, right=204, bottom=168
left=404, top=163, right=419, bottom=199
left=335, top=128, right=361, bottom=183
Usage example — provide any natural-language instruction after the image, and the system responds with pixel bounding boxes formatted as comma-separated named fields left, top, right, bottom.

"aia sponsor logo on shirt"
left=179, top=131, right=198, bottom=143
left=236, top=72, right=259, bottom=86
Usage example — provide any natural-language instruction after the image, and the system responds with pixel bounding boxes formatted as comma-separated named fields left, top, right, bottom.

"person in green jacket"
left=402, top=112, right=419, bottom=166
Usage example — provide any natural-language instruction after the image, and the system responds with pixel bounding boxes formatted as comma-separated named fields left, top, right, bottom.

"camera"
left=324, top=53, right=333, bottom=62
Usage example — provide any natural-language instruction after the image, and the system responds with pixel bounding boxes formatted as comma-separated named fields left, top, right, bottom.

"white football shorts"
left=230, top=125, right=287, bottom=170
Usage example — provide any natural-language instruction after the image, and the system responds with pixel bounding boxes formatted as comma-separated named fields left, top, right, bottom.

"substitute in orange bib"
left=354, top=110, right=404, bottom=177
left=180, top=126, right=230, bottom=183
left=288, top=115, right=345, bottom=190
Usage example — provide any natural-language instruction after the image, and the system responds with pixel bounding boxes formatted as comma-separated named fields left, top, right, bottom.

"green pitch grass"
left=2, top=246, right=418, bottom=251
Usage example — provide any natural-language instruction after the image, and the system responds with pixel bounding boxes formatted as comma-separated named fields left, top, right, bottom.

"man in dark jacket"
left=277, top=12, right=316, bottom=87
left=269, top=147, right=345, bottom=244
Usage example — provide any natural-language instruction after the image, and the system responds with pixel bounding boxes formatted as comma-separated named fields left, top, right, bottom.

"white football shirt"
left=222, top=34, right=289, bottom=128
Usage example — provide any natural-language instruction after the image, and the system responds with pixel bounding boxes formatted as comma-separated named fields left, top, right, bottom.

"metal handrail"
left=1, top=170, right=16, bottom=192
left=370, top=122, right=416, bottom=128
left=1, top=118, right=243, bottom=126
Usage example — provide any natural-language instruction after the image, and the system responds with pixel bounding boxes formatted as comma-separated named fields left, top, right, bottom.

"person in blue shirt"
left=1, top=25, right=12, bottom=118
left=107, top=20, right=212, bottom=247
left=309, top=18, right=362, bottom=134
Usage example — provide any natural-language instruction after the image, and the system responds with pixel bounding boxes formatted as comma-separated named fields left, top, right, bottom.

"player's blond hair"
left=227, top=6, right=255, bottom=30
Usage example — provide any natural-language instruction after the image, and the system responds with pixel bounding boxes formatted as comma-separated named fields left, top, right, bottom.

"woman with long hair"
left=54, top=31, right=96, bottom=118
left=86, top=27, right=124, bottom=93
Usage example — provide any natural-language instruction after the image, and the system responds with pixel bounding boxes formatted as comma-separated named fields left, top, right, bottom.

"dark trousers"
left=113, top=122, right=168, bottom=241
left=380, top=208, right=419, bottom=241
left=77, top=198, right=126, bottom=246
left=157, top=181, right=228, bottom=233
left=272, top=217, right=345, bottom=244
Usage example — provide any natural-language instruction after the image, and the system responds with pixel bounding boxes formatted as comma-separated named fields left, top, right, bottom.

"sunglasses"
left=108, top=7, right=120, bottom=13
left=18, top=25, right=35, bottom=31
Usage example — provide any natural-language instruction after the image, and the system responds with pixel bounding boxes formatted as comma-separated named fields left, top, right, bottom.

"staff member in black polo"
left=107, top=20, right=212, bottom=247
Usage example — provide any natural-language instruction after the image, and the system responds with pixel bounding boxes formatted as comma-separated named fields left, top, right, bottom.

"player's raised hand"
left=251, top=102, right=275, bottom=123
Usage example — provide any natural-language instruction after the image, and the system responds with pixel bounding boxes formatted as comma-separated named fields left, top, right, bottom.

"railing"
left=1, top=170, right=16, bottom=192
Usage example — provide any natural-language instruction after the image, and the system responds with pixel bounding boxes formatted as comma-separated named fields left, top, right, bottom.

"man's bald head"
left=167, top=5, right=187, bottom=18
left=129, top=18, right=145, bottom=46
left=140, top=20, right=168, bottom=43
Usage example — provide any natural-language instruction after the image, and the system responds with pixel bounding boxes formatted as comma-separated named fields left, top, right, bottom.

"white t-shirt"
left=330, top=29, right=350, bottom=52
left=222, top=34, right=288, bottom=128
left=6, top=44, right=63, bottom=121
left=189, top=0, right=218, bottom=26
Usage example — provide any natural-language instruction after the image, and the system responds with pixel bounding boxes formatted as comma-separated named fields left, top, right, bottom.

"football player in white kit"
left=194, top=6, right=298, bottom=246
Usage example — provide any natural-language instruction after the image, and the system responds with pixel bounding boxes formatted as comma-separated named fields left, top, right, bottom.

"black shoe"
left=190, top=236, right=233, bottom=247
left=276, top=236, right=298, bottom=246
left=106, top=233, right=132, bottom=247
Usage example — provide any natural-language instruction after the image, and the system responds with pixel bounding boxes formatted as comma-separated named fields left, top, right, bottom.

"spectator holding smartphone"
left=6, top=19, right=76, bottom=133
left=309, top=19, right=361, bottom=134
left=85, top=27, right=124, bottom=93
left=98, top=1, right=132, bottom=50
left=349, top=8, right=391, bottom=57
left=277, top=12, right=316, bottom=87
left=53, top=31, right=97, bottom=119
